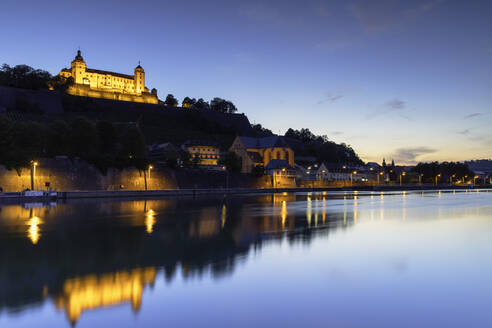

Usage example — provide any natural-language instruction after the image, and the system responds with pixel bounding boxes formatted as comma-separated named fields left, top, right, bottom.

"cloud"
left=392, top=146, right=437, bottom=164
left=457, top=129, right=470, bottom=135
left=350, top=0, right=446, bottom=34
left=331, top=131, right=344, bottom=135
left=385, top=98, right=405, bottom=109
left=463, top=112, right=482, bottom=120
left=365, top=98, right=409, bottom=119
left=316, top=92, right=343, bottom=105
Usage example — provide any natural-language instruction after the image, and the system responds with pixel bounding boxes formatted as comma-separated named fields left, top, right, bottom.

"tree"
left=194, top=98, right=210, bottom=110
left=119, top=125, right=148, bottom=170
left=219, top=151, right=242, bottom=172
left=0, top=115, right=13, bottom=168
left=252, top=124, right=273, bottom=136
left=45, top=120, right=70, bottom=157
left=68, top=117, right=99, bottom=159
left=284, top=127, right=363, bottom=165
left=210, top=97, right=238, bottom=113
left=48, top=75, right=74, bottom=93
left=164, top=94, right=178, bottom=107
left=251, top=165, right=265, bottom=177
left=411, top=162, right=474, bottom=182
left=0, top=64, right=52, bottom=90
left=182, top=97, right=196, bottom=108
left=6, top=121, right=46, bottom=173
left=96, top=121, right=117, bottom=153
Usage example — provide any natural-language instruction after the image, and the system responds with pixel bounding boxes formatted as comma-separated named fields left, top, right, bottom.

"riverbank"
left=0, top=184, right=490, bottom=203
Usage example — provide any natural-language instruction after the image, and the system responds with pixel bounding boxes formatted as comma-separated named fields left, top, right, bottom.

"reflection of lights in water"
left=54, top=267, right=156, bottom=325
left=353, top=197, right=358, bottom=224
left=281, top=200, right=287, bottom=229
left=438, top=191, right=442, bottom=198
left=380, top=192, right=384, bottom=201
left=145, top=209, right=155, bottom=234
left=221, top=204, right=227, bottom=228
left=402, top=191, right=406, bottom=221
left=27, top=216, right=42, bottom=244
left=314, top=198, right=318, bottom=227
left=306, top=196, right=312, bottom=227
left=322, top=196, right=326, bottom=224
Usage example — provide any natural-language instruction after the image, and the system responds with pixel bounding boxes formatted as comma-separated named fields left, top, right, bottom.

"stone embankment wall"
left=0, top=158, right=271, bottom=192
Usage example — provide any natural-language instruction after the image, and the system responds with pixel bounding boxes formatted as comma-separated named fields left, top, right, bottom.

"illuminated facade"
left=229, top=136, right=295, bottom=173
left=58, top=50, right=158, bottom=104
left=182, top=141, right=220, bottom=166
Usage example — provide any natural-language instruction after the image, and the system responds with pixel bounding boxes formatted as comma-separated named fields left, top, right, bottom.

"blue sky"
left=1, top=0, right=491, bottom=164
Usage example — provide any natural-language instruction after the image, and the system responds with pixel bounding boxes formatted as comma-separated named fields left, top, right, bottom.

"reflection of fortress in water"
left=0, top=194, right=357, bottom=325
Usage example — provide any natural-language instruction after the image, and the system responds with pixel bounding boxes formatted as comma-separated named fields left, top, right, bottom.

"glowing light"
left=145, top=209, right=155, bottom=234
left=27, top=216, right=42, bottom=244
left=221, top=204, right=227, bottom=228
left=306, top=196, right=312, bottom=227
left=281, top=200, right=287, bottom=229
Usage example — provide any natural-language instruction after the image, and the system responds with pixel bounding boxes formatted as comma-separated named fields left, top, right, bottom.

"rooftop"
left=238, top=136, right=289, bottom=149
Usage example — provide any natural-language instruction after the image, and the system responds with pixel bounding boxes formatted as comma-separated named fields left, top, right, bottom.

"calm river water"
left=0, top=190, right=491, bottom=327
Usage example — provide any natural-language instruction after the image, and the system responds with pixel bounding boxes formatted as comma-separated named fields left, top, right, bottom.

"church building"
left=229, top=136, right=295, bottom=173
left=58, top=50, right=158, bottom=104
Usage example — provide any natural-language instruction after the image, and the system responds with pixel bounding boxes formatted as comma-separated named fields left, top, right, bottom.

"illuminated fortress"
left=59, top=50, right=158, bottom=104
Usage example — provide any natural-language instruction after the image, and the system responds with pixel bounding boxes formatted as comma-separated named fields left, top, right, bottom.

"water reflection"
left=54, top=267, right=156, bottom=325
left=1, top=190, right=489, bottom=326
left=0, top=193, right=354, bottom=324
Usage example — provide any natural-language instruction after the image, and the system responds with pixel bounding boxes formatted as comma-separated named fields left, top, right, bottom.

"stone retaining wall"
left=0, top=158, right=271, bottom=192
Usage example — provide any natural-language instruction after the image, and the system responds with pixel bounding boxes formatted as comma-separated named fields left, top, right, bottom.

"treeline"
left=164, top=94, right=238, bottom=113
left=284, top=128, right=363, bottom=165
left=411, top=162, right=474, bottom=181
left=0, top=115, right=147, bottom=174
left=0, top=64, right=72, bottom=92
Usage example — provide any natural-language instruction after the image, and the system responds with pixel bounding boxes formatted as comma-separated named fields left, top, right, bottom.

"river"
left=0, top=190, right=491, bottom=327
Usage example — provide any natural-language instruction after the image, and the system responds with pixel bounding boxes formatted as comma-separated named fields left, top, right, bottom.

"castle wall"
left=67, top=85, right=158, bottom=104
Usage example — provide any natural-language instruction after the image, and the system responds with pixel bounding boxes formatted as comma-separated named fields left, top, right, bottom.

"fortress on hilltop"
left=58, top=50, right=158, bottom=104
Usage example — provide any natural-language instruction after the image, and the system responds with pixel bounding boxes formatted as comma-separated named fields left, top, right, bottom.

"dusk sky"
left=1, top=0, right=491, bottom=164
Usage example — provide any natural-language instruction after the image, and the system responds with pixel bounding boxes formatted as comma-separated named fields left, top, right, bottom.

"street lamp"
left=419, top=173, right=424, bottom=185
left=350, top=170, right=357, bottom=186
left=449, top=174, right=456, bottom=184
left=148, top=165, right=153, bottom=189
left=377, top=171, right=384, bottom=185
left=399, top=172, right=406, bottom=186
left=30, top=161, right=38, bottom=191
left=435, top=173, right=441, bottom=186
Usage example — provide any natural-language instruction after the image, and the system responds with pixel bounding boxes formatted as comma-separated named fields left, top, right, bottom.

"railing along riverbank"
left=0, top=184, right=490, bottom=203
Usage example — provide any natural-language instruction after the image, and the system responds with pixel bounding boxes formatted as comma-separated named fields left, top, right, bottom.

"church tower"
left=134, top=63, right=145, bottom=94
left=70, top=50, right=86, bottom=84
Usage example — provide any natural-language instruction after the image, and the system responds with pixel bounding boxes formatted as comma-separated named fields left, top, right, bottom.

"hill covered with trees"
left=0, top=62, right=365, bottom=173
